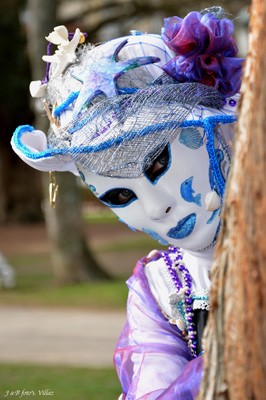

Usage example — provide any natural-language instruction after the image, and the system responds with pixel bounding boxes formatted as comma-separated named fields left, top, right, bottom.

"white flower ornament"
left=42, top=26, right=81, bottom=76
left=29, top=80, right=47, bottom=98
left=29, top=26, right=83, bottom=98
left=45, top=25, right=69, bottom=46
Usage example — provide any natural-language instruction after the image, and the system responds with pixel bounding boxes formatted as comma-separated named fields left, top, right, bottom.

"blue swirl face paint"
left=206, top=209, right=220, bottom=224
left=79, top=170, right=99, bottom=195
left=118, top=217, right=136, bottom=232
left=216, top=149, right=224, bottom=162
left=85, top=182, right=99, bottom=197
left=180, top=176, right=201, bottom=207
left=89, top=184, right=96, bottom=192
left=79, top=171, right=86, bottom=182
left=167, top=213, right=196, bottom=239
left=142, top=228, right=169, bottom=245
left=209, top=148, right=225, bottom=190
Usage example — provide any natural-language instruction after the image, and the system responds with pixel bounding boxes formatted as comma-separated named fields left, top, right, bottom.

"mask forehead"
left=80, top=170, right=137, bottom=198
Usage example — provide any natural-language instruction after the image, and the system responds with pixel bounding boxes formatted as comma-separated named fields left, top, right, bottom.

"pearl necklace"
left=162, top=246, right=197, bottom=358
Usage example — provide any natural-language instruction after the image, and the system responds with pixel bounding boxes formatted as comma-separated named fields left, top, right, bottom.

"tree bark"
left=43, top=172, right=110, bottom=284
left=26, top=0, right=110, bottom=284
left=198, top=1, right=266, bottom=399
left=0, top=0, right=42, bottom=223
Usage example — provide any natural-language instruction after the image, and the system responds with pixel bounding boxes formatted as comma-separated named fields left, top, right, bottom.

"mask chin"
left=166, top=215, right=220, bottom=252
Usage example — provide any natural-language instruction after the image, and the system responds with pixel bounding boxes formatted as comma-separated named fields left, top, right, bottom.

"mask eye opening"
left=144, top=143, right=171, bottom=184
left=99, top=187, right=137, bottom=208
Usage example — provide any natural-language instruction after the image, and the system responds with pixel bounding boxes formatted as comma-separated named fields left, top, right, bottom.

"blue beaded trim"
left=192, top=296, right=209, bottom=301
left=177, top=300, right=186, bottom=323
left=53, top=91, right=80, bottom=118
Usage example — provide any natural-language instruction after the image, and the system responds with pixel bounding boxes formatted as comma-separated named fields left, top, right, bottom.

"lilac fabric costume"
left=114, top=258, right=203, bottom=399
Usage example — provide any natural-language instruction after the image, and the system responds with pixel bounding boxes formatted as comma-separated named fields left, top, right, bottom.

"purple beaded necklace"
left=162, top=246, right=197, bottom=358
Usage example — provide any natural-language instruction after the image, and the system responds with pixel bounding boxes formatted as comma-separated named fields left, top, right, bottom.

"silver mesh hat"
left=11, top=12, right=239, bottom=199
left=47, top=79, right=223, bottom=178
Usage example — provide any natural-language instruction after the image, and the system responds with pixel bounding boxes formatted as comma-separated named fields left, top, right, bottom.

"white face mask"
left=78, top=128, right=221, bottom=253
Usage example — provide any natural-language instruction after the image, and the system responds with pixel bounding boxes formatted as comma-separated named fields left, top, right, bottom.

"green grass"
left=0, top=363, right=121, bottom=400
left=83, top=205, right=117, bottom=224
left=99, top=235, right=159, bottom=253
left=83, top=211, right=117, bottom=224
left=0, top=250, right=129, bottom=309
left=1, top=267, right=128, bottom=310
left=1, top=220, right=162, bottom=309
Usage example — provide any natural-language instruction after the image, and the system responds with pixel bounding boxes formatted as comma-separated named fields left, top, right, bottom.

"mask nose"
left=137, top=182, right=175, bottom=221
left=148, top=205, right=173, bottom=221
left=147, top=203, right=174, bottom=221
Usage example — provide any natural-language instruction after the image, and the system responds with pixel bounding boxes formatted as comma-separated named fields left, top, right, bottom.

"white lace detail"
left=192, top=289, right=210, bottom=310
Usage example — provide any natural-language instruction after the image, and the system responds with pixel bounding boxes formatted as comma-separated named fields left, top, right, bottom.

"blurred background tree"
left=26, top=0, right=110, bottom=283
left=0, top=0, right=250, bottom=285
left=0, top=0, right=42, bottom=223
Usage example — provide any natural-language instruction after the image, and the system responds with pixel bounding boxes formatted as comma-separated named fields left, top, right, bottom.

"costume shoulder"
left=114, top=253, right=203, bottom=399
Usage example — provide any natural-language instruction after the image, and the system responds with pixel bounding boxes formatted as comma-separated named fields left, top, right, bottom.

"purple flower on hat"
left=161, top=11, right=243, bottom=96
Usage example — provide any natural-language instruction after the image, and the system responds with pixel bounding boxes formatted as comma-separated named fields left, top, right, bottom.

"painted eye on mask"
left=100, top=188, right=137, bottom=207
left=144, top=144, right=171, bottom=183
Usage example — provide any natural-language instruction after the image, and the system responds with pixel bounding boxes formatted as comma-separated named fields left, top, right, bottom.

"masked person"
left=11, top=7, right=243, bottom=399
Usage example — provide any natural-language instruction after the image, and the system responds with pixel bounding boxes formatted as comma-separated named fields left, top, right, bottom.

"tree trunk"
left=198, top=1, right=266, bottom=399
left=26, top=0, right=110, bottom=284
left=43, top=172, right=110, bottom=284
left=0, top=0, right=42, bottom=223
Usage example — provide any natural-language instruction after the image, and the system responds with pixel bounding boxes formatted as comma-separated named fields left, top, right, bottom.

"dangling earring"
left=204, top=191, right=221, bottom=211
left=49, top=171, right=59, bottom=208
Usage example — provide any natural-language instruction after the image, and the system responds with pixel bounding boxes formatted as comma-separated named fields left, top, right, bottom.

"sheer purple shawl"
left=114, top=258, right=203, bottom=399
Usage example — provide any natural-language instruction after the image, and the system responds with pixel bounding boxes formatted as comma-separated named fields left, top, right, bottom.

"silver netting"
left=47, top=81, right=223, bottom=178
